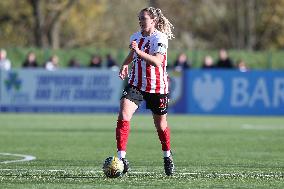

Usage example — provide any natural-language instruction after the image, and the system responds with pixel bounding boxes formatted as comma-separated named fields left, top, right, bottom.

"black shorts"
left=121, top=85, right=169, bottom=115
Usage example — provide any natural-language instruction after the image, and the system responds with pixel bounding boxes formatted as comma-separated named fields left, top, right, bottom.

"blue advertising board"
left=0, top=69, right=283, bottom=115
left=185, top=70, right=284, bottom=115
left=0, top=69, right=123, bottom=112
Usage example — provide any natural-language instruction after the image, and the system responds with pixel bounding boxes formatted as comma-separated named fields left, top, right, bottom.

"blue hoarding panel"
left=185, top=70, right=284, bottom=115
left=1, top=69, right=283, bottom=115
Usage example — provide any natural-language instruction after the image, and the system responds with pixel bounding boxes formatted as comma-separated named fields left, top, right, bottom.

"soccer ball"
left=102, top=156, right=124, bottom=178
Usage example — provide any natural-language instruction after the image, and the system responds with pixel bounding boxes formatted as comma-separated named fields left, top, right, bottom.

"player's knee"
left=155, top=121, right=168, bottom=131
left=118, top=110, right=132, bottom=121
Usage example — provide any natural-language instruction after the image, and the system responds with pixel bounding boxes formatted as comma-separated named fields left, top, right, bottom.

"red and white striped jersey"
left=128, top=30, right=169, bottom=94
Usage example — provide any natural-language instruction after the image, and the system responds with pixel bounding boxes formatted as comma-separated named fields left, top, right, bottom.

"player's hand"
left=130, top=41, right=139, bottom=53
left=119, top=65, right=128, bottom=80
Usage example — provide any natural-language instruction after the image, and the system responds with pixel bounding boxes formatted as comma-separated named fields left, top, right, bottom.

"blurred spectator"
left=22, top=51, right=38, bottom=68
left=106, top=54, right=119, bottom=70
left=201, top=55, right=215, bottom=69
left=216, top=49, right=234, bottom=69
left=172, top=53, right=191, bottom=71
left=45, top=55, right=59, bottom=71
left=89, top=55, right=102, bottom=68
left=68, top=58, right=81, bottom=68
left=237, top=59, right=249, bottom=72
left=0, top=48, right=11, bottom=70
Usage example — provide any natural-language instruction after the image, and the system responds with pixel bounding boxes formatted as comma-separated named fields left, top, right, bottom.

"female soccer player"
left=116, top=7, right=175, bottom=176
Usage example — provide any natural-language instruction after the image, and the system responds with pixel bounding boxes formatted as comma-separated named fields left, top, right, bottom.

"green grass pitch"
left=0, top=114, right=283, bottom=188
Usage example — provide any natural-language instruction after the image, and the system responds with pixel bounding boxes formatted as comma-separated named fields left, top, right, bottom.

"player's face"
left=138, top=11, right=155, bottom=33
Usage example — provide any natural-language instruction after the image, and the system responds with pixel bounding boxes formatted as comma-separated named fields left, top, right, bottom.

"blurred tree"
left=29, top=0, right=77, bottom=49
left=158, top=0, right=284, bottom=50
left=28, top=0, right=144, bottom=49
left=91, top=0, right=147, bottom=49
left=0, top=1, right=32, bottom=46
left=1, top=0, right=284, bottom=50
left=60, top=0, right=106, bottom=48
left=256, top=0, right=284, bottom=49
left=149, top=0, right=159, bottom=8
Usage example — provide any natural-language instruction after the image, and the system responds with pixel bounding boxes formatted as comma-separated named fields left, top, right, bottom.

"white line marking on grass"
left=0, top=153, right=36, bottom=164
left=0, top=168, right=282, bottom=179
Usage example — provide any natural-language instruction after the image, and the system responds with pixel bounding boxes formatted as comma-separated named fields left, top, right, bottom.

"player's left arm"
left=130, top=34, right=167, bottom=67
left=131, top=41, right=164, bottom=67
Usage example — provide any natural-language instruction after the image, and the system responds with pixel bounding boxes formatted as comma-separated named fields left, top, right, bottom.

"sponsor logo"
left=193, top=74, right=223, bottom=111
left=5, top=72, right=22, bottom=92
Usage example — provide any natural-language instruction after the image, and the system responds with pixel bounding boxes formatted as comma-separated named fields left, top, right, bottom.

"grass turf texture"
left=0, top=114, right=283, bottom=188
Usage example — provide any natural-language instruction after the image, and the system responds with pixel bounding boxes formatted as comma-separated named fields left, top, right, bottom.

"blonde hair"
left=140, top=7, right=175, bottom=40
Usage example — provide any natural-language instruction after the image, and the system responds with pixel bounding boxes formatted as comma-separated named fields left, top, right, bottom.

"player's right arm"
left=119, top=50, right=134, bottom=80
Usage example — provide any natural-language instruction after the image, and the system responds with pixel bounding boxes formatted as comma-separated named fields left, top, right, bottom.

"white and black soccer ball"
left=102, top=156, right=124, bottom=178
